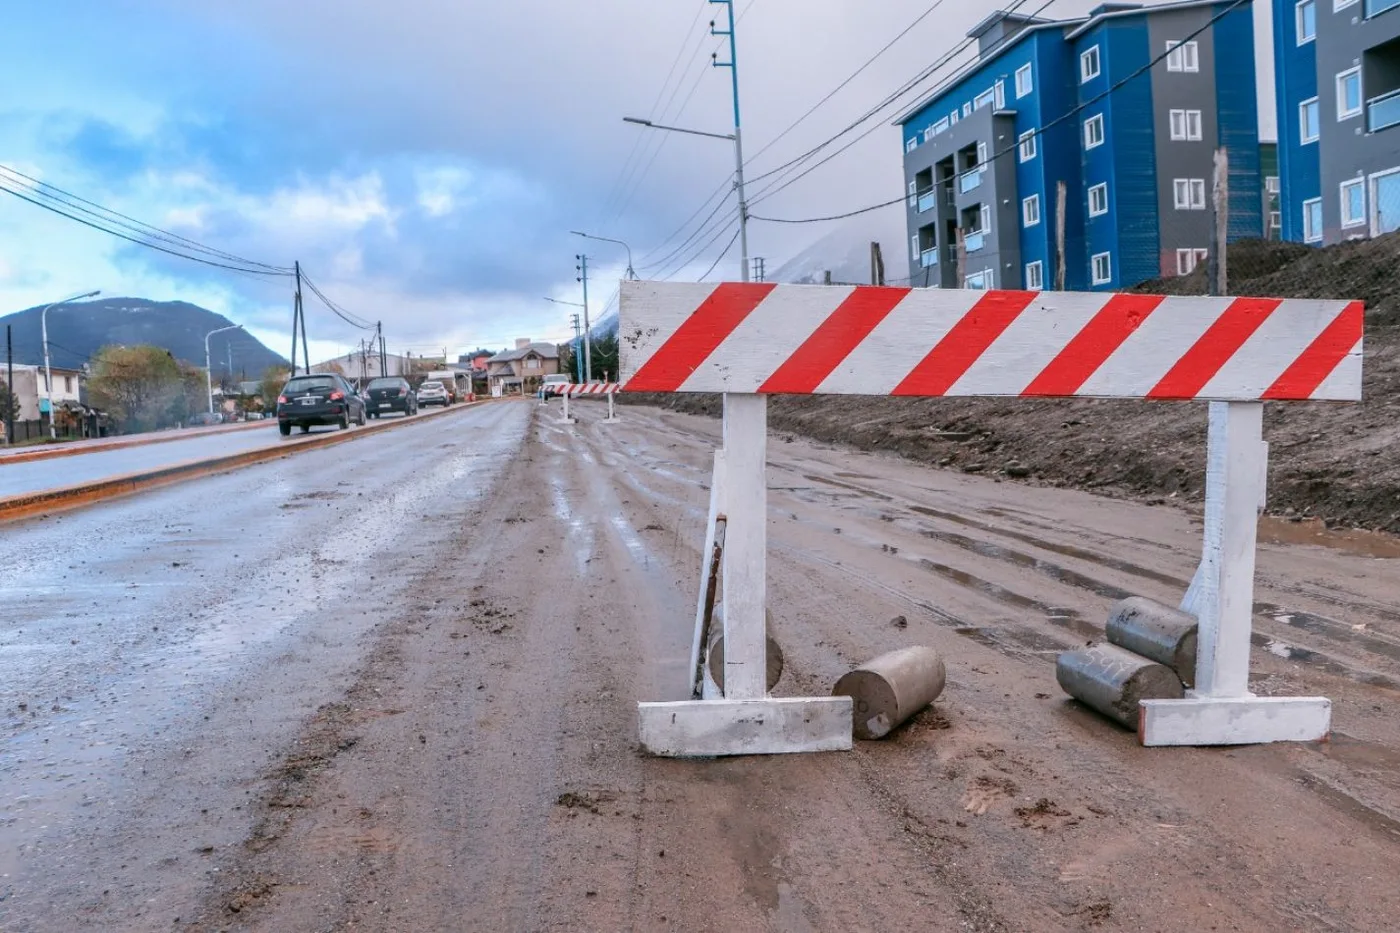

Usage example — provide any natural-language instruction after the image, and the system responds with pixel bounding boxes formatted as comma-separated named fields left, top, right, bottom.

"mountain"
left=0, top=298, right=287, bottom=377
left=769, top=205, right=909, bottom=286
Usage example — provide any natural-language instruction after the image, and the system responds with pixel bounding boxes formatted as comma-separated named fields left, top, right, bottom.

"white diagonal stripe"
left=1310, top=338, right=1363, bottom=400
left=1201, top=301, right=1355, bottom=400
left=619, top=281, right=719, bottom=381
left=1078, top=296, right=1234, bottom=397
left=948, top=292, right=1111, bottom=396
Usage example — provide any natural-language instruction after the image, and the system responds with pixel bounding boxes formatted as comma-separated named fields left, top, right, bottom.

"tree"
left=0, top=378, right=18, bottom=425
left=591, top=334, right=619, bottom=383
left=86, top=345, right=187, bottom=433
left=259, top=365, right=292, bottom=409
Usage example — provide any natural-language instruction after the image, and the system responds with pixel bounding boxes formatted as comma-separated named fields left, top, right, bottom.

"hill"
left=0, top=297, right=286, bottom=377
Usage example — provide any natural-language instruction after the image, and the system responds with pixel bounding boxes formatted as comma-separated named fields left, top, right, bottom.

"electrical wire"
left=696, top=226, right=742, bottom=281
left=299, top=272, right=375, bottom=331
left=747, top=0, right=1249, bottom=225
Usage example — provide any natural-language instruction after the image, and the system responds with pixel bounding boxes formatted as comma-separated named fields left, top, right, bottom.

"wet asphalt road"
left=0, top=415, right=438, bottom=499
left=0, top=400, right=527, bottom=931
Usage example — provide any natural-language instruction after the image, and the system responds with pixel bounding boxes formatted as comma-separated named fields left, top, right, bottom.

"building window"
left=1270, top=210, right=1282, bottom=229
left=1084, top=113, right=1105, bottom=149
left=933, top=117, right=950, bottom=138
left=1091, top=252, right=1112, bottom=285
left=1296, top=0, right=1316, bottom=44
left=962, top=102, right=972, bottom=117
left=64, top=376, right=73, bottom=393
left=1025, top=260, right=1044, bottom=290
left=1341, top=178, right=1366, bottom=227
left=1266, top=175, right=1280, bottom=194
left=994, top=80, right=1006, bottom=110
left=1016, top=63, right=1033, bottom=98
left=1300, top=98, right=1320, bottom=143
left=979, top=204, right=992, bottom=234
left=1081, top=45, right=1101, bottom=82
left=1337, top=68, right=1363, bottom=121
left=965, top=269, right=994, bottom=290
left=950, top=110, right=959, bottom=125
left=908, top=179, right=917, bottom=207
left=912, top=234, right=920, bottom=260
left=1023, top=194, right=1042, bottom=227
left=1174, top=178, right=1207, bottom=209
left=906, top=137, right=917, bottom=153
left=1166, top=40, right=1199, bottom=73
left=1088, top=182, right=1109, bottom=217
left=974, top=87, right=996, bottom=111
left=1169, top=109, right=1203, bottom=140
left=1176, top=248, right=1208, bottom=276
left=526, top=357, right=540, bottom=370
left=1303, top=197, right=1323, bottom=242
left=1018, top=129, right=1037, bottom=162
left=1334, top=0, right=1358, bottom=10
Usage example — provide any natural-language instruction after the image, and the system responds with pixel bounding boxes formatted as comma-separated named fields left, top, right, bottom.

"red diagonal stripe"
left=1147, top=297, right=1282, bottom=399
left=757, top=286, right=912, bottom=394
left=1262, top=301, right=1364, bottom=399
left=1021, top=293, right=1165, bottom=397
left=892, top=290, right=1038, bottom=396
left=623, top=282, right=777, bottom=392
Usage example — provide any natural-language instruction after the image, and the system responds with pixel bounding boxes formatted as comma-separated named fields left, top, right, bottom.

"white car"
left=416, top=380, right=451, bottom=407
left=541, top=374, right=571, bottom=398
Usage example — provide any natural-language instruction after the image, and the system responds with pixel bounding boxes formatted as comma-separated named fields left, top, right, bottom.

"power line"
left=639, top=188, right=736, bottom=273
left=696, top=226, right=742, bottom=281
left=748, top=0, right=1249, bottom=225
left=299, top=272, right=375, bottom=331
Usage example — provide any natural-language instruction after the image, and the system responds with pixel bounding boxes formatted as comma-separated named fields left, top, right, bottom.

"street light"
left=542, top=296, right=585, bottom=308
left=205, top=324, right=244, bottom=414
left=570, top=230, right=636, bottom=280
left=41, top=289, right=101, bottom=439
left=623, top=114, right=748, bottom=284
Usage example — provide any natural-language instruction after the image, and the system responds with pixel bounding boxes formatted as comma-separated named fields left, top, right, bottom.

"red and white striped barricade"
left=620, top=281, right=1363, bottom=756
left=551, top=383, right=621, bottom=424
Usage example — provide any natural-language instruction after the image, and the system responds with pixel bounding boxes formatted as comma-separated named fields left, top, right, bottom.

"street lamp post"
left=569, top=231, right=636, bottom=280
left=544, top=297, right=587, bottom=383
left=205, top=324, right=244, bottom=414
left=41, top=289, right=101, bottom=439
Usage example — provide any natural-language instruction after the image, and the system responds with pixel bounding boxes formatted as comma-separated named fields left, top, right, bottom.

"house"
left=896, top=1, right=1263, bottom=291
left=486, top=339, right=560, bottom=395
left=1273, top=0, right=1400, bottom=244
left=4, top=363, right=84, bottom=420
left=309, top=350, right=417, bottom=381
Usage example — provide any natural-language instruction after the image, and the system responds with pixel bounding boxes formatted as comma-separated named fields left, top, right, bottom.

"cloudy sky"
left=0, top=0, right=1272, bottom=365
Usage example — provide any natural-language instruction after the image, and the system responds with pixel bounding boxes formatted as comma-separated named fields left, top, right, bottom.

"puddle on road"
left=1259, top=516, right=1400, bottom=560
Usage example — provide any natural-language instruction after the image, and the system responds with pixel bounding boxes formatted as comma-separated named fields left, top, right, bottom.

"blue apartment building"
left=1274, top=0, right=1400, bottom=245
left=897, top=2, right=1263, bottom=290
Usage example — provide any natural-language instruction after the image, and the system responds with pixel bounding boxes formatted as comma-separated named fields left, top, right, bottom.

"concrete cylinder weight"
left=1057, top=642, right=1184, bottom=730
left=833, top=646, right=947, bottom=740
left=707, top=606, right=784, bottom=693
left=1104, top=596, right=1198, bottom=687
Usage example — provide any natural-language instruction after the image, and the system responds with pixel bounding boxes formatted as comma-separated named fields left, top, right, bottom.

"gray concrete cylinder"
left=1105, top=596, right=1198, bottom=687
left=1057, top=642, right=1184, bottom=730
left=832, top=646, right=947, bottom=740
left=707, top=606, right=784, bottom=693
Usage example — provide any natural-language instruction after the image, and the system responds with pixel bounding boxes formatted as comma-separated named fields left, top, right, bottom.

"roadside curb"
left=1, top=419, right=266, bottom=465
left=0, top=401, right=481, bottom=523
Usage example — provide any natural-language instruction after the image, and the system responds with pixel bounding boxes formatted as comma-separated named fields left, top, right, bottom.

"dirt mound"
left=626, top=235, right=1400, bottom=534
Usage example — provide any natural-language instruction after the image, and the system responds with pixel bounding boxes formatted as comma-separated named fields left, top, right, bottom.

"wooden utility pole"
left=1055, top=181, right=1067, bottom=290
left=1210, top=148, right=1229, bottom=295
left=955, top=229, right=967, bottom=286
left=870, top=241, right=886, bottom=286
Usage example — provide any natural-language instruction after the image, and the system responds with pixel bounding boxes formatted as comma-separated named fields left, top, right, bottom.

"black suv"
left=364, top=376, right=418, bottom=418
left=276, top=373, right=367, bottom=435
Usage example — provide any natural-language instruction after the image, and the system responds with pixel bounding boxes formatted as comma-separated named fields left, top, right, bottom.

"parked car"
left=540, top=373, right=571, bottom=399
left=189, top=411, right=224, bottom=426
left=276, top=373, right=366, bottom=435
left=415, top=379, right=450, bottom=408
left=364, top=377, right=418, bottom=418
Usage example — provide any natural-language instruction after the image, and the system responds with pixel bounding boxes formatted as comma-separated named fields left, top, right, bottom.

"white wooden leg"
left=690, top=451, right=726, bottom=697
left=721, top=393, right=767, bottom=700
left=1143, top=402, right=1330, bottom=746
left=561, top=393, right=575, bottom=423
left=604, top=392, right=619, bottom=423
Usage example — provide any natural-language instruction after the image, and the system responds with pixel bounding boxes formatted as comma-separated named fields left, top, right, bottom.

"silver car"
left=416, top=380, right=450, bottom=407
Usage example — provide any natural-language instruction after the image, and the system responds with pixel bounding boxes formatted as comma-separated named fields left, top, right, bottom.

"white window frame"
left=950, top=109, right=959, bottom=125
left=1340, top=178, right=1366, bottom=227
left=1176, top=248, right=1196, bottom=276
left=906, top=136, right=917, bottom=153
left=1296, top=0, right=1316, bottom=45
left=1023, top=194, right=1042, bottom=227
left=1334, top=0, right=1358, bottom=10
left=974, top=87, right=996, bottom=111
left=1186, top=110, right=1202, bottom=141
left=962, top=102, right=972, bottom=118
left=1266, top=175, right=1280, bottom=194
left=979, top=204, right=993, bottom=234
left=1024, top=260, right=1044, bottom=290
left=1084, top=113, right=1105, bottom=149
left=1080, top=45, right=1101, bottom=83
left=1270, top=210, right=1282, bottom=229
left=933, top=116, right=951, bottom=137
left=1165, top=40, right=1200, bottom=73
left=964, top=268, right=995, bottom=290
left=1300, top=97, right=1320, bottom=144
left=1015, top=63, right=1033, bottom=98
left=1172, top=178, right=1207, bottom=210
left=912, top=234, right=920, bottom=260
left=1169, top=109, right=1203, bottom=141
left=1091, top=252, right=1112, bottom=285
left=1018, top=129, right=1037, bottom=162
left=1337, top=68, right=1363, bottom=122
left=1303, top=197, right=1323, bottom=242
left=1088, top=182, right=1109, bottom=217
left=994, top=80, right=1006, bottom=110
left=907, top=179, right=917, bottom=207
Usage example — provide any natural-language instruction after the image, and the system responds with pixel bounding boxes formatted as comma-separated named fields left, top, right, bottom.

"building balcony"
left=964, top=231, right=986, bottom=253
left=920, top=247, right=939, bottom=268
left=916, top=189, right=938, bottom=213
left=1367, top=0, right=1400, bottom=18
left=958, top=170, right=984, bottom=195
left=1368, top=88, right=1400, bottom=131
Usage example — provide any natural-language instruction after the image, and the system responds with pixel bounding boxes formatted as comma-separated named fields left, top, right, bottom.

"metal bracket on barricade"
left=555, top=383, right=620, bottom=424
left=619, top=281, right=1363, bottom=756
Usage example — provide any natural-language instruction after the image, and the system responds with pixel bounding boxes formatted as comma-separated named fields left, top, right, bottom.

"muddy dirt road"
left=4, top=398, right=1400, bottom=932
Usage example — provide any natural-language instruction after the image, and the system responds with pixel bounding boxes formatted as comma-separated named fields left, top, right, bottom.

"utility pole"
left=576, top=254, right=593, bottom=381
left=569, top=313, right=583, bottom=383
left=869, top=243, right=884, bottom=286
left=206, top=324, right=243, bottom=414
left=751, top=257, right=765, bottom=282
left=377, top=321, right=386, bottom=377
left=1055, top=181, right=1067, bottom=290
left=5, top=325, right=13, bottom=446
left=292, top=261, right=303, bottom=376
left=711, top=0, right=749, bottom=283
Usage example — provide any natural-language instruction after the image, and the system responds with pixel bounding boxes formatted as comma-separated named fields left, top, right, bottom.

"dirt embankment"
left=629, top=237, right=1400, bottom=534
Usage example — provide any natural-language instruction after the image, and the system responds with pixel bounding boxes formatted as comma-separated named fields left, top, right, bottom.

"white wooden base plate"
left=1139, top=694, right=1331, bottom=746
left=638, top=697, right=853, bottom=757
